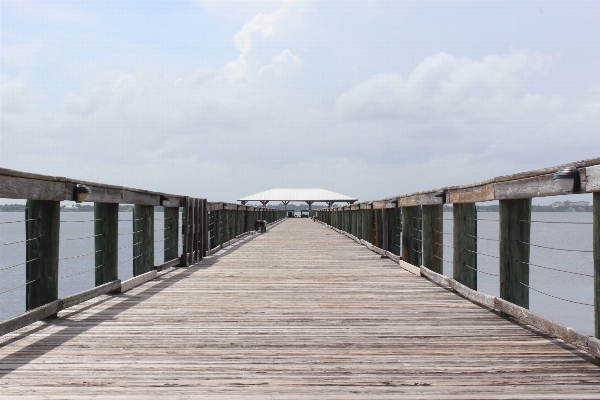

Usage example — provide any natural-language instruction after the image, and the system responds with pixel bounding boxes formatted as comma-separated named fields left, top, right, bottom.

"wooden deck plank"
left=1, top=218, right=599, bottom=398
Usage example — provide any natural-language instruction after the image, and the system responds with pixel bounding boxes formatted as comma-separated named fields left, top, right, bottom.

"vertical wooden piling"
left=133, top=204, right=154, bottom=276
left=359, top=209, right=365, bottom=240
left=402, top=206, right=421, bottom=266
left=164, top=206, right=179, bottom=262
left=25, top=200, right=60, bottom=310
left=371, top=209, right=378, bottom=246
left=223, top=208, right=228, bottom=241
left=201, top=199, right=207, bottom=258
left=94, top=203, right=118, bottom=286
left=213, top=209, right=220, bottom=247
left=453, top=203, right=477, bottom=290
left=381, top=208, right=389, bottom=251
left=181, top=197, right=189, bottom=266
left=192, top=198, right=199, bottom=262
left=207, top=211, right=213, bottom=251
left=245, top=208, right=252, bottom=233
left=422, top=205, right=443, bottom=274
left=499, top=198, right=531, bottom=309
left=189, top=198, right=195, bottom=262
left=388, top=207, right=401, bottom=256
left=593, top=192, right=599, bottom=339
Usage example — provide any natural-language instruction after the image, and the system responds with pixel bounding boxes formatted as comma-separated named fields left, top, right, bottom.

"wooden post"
left=164, top=206, right=179, bottom=262
left=94, top=203, right=118, bottom=286
left=236, top=208, right=242, bottom=237
left=351, top=209, right=357, bottom=237
left=188, top=198, right=194, bottom=263
left=217, top=209, right=222, bottom=245
left=381, top=209, right=389, bottom=250
left=363, top=210, right=367, bottom=239
left=369, top=209, right=376, bottom=246
left=211, top=209, right=217, bottom=248
left=593, top=192, right=599, bottom=339
left=392, top=207, right=402, bottom=256
left=25, top=200, right=60, bottom=310
left=374, top=209, right=380, bottom=247
left=181, top=197, right=189, bottom=266
left=192, top=199, right=198, bottom=264
left=402, top=206, right=421, bottom=266
left=245, top=208, right=252, bottom=233
left=222, top=208, right=228, bottom=241
left=201, top=199, right=207, bottom=258
left=189, top=198, right=196, bottom=262
left=207, top=211, right=213, bottom=251
left=499, top=198, right=531, bottom=309
left=193, top=198, right=199, bottom=263
left=422, top=204, right=443, bottom=274
left=453, top=203, right=477, bottom=289
left=133, top=204, right=154, bottom=276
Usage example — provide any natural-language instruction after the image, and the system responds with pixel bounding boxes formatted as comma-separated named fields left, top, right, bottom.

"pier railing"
left=311, top=157, right=600, bottom=358
left=0, top=167, right=285, bottom=335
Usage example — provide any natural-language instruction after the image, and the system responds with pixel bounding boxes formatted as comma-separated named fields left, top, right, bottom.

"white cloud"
left=335, top=50, right=555, bottom=121
left=223, top=2, right=293, bottom=83
left=260, top=49, right=301, bottom=76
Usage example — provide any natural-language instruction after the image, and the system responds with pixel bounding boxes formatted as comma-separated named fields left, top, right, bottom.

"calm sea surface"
left=1, top=212, right=183, bottom=322
left=0, top=212, right=594, bottom=335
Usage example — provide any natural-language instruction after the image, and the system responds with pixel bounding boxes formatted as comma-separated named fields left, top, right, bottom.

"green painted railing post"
left=453, top=203, right=477, bottom=289
left=164, top=206, right=179, bottom=262
left=401, top=206, right=421, bottom=266
left=422, top=204, right=443, bottom=274
left=381, top=208, right=389, bottom=251
left=499, top=198, right=531, bottom=309
left=367, top=208, right=374, bottom=244
left=193, top=198, right=200, bottom=262
left=181, top=197, right=190, bottom=266
left=201, top=199, right=207, bottom=258
left=593, top=192, right=599, bottom=339
left=94, top=203, right=118, bottom=286
left=26, top=200, right=60, bottom=310
left=133, top=204, right=154, bottom=276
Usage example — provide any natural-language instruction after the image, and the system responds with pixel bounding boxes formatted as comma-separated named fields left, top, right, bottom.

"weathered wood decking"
left=1, top=219, right=599, bottom=398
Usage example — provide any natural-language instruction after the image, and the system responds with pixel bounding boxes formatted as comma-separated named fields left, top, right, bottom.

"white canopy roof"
left=238, top=189, right=357, bottom=203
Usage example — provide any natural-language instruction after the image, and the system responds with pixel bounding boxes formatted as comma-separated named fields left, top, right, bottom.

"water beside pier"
left=1, top=211, right=183, bottom=322
left=0, top=211, right=594, bottom=335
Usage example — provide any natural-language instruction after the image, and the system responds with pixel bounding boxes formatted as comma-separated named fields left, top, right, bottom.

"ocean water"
left=0, top=211, right=595, bottom=335
left=440, top=211, right=594, bottom=335
left=1, top=211, right=183, bottom=322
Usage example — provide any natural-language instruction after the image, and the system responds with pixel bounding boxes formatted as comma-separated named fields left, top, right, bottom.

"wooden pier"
left=2, top=218, right=599, bottom=398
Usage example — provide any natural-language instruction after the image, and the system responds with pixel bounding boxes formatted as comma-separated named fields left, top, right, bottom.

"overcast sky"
left=1, top=1, right=599, bottom=204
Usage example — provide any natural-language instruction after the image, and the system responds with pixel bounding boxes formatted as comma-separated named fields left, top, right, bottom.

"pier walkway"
left=1, top=218, right=599, bottom=398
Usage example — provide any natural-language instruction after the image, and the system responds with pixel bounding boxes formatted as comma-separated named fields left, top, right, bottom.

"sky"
left=1, top=1, right=599, bottom=204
